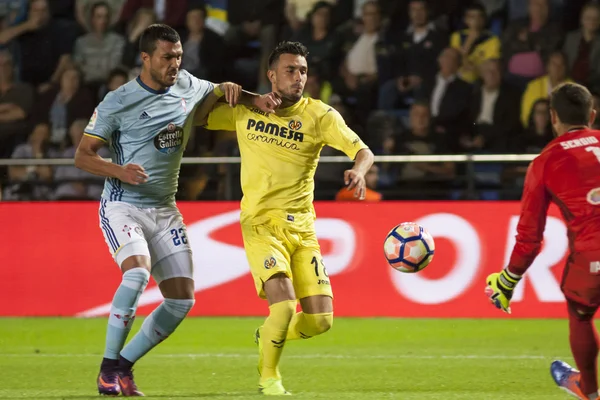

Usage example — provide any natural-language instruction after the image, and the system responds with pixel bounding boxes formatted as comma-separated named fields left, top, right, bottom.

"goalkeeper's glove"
left=485, top=268, right=522, bottom=314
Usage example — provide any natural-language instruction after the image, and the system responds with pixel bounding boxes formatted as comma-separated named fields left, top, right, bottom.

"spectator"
left=502, top=0, right=562, bottom=89
left=201, top=0, right=229, bottom=36
left=396, top=102, right=455, bottom=198
left=0, top=50, right=34, bottom=158
left=3, top=123, right=55, bottom=201
left=468, top=59, right=521, bottom=153
left=303, top=72, right=332, bottom=104
left=563, top=2, right=600, bottom=93
left=285, top=0, right=335, bottom=34
left=225, top=0, right=284, bottom=92
left=335, top=164, right=382, bottom=201
left=34, top=66, right=94, bottom=149
left=119, top=0, right=187, bottom=31
left=519, top=98, right=554, bottom=152
left=416, top=47, right=472, bottom=150
left=75, top=0, right=124, bottom=31
left=520, top=50, right=571, bottom=127
left=97, top=66, right=129, bottom=100
left=0, top=0, right=77, bottom=89
left=377, top=0, right=447, bottom=110
left=181, top=5, right=225, bottom=82
left=121, top=7, right=156, bottom=69
left=450, top=3, right=501, bottom=83
left=74, top=1, right=125, bottom=87
left=53, top=119, right=108, bottom=200
left=291, top=1, right=335, bottom=80
left=332, top=0, right=382, bottom=123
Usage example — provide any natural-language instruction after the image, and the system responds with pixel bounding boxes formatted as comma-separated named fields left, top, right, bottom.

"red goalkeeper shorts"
left=561, top=251, right=600, bottom=308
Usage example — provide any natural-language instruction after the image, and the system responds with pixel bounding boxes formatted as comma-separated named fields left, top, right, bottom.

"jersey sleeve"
left=187, top=71, right=215, bottom=102
left=507, top=157, right=552, bottom=275
left=206, top=103, right=237, bottom=131
left=320, top=107, right=368, bottom=160
left=84, top=91, right=122, bottom=143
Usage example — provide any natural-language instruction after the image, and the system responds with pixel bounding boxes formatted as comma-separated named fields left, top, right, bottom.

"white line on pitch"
left=0, top=353, right=564, bottom=360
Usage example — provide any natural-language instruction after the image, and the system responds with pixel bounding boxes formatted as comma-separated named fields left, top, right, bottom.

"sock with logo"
left=286, top=312, right=333, bottom=340
left=102, top=268, right=150, bottom=368
left=119, top=298, right=195, bottom=364
left=259, top=300, right=296, bottom=381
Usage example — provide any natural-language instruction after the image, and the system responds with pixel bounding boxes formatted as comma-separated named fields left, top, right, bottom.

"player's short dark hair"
left=268, top=41, right=309, bottom=69
left=139, top=24, right=180, bottom=55
left=550, top=82, right=594, bottom=126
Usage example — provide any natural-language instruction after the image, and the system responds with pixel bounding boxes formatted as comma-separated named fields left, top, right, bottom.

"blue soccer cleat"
left=550, top=360, right=589, bottom=399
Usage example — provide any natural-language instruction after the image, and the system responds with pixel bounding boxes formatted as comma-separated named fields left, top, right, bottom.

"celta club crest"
left=264, top=256, right=277, bottom=269
left=123, top=225, right=132, bottom=237
left=288, top=120, right=302, bottom=130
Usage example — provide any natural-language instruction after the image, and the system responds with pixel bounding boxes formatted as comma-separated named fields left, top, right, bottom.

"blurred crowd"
left=1, top=0, right=599, bottom=201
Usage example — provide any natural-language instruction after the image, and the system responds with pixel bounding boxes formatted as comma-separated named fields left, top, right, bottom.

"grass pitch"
left=0, top=317, right=586, bottom=399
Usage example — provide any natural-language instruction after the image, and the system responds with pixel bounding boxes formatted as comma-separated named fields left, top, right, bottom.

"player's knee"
left=307, top=312, right=333, bottom=336
left=122, top=267, right=151, bottom=290
left=567, top=300, right=597, bottom=322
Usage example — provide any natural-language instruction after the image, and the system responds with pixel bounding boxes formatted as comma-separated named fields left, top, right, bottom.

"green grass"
left=0, top=317, right=587, bottom=399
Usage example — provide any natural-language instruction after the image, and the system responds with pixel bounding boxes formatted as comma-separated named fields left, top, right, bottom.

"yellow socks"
left=286, top=312, right=333, bottom=340
left=260, top=300, right=296, bottom=380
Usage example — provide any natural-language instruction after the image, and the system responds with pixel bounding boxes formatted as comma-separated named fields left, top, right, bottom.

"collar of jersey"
left=277, top=97, right=306, bottom=117
left=136, top=76, right=170, bottom=95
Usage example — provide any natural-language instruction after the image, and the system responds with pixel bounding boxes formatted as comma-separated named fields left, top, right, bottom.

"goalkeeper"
left=485, top=82, right=600, bottom=400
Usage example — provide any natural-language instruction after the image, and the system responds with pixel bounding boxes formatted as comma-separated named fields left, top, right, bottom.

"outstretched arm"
left=344, top=148, right=375, bottom=200
left=196, top=83, right=283, bottom=126
left=485, top=158, right=550, bottom=314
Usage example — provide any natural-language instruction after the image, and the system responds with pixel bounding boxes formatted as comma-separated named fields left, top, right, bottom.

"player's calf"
left=99, top=266, right=150, bottom=396
left=566, top=300, right=599, bottom=398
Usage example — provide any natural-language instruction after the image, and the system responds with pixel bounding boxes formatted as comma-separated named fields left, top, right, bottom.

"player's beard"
left=150, top=67, right=177, bottom=88
left=278, top=85, right=303, bottom=107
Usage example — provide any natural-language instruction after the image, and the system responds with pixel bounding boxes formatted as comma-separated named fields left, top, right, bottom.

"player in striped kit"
left=75, top=24, right=277, bottom=396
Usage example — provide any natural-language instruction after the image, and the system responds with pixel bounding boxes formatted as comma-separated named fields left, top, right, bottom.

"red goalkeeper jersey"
left=508, top=127, right=600, bottom=275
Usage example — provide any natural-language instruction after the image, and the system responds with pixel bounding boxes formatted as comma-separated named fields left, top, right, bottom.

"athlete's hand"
left=344, top=169, right=366, bottom=200
left=485, top=268, right=522, bottom=314
left=118, top=163, right=148, bottom=185
left=253, top=92, right=282, bottom=114
left=219, top=82, right=242, bottom=107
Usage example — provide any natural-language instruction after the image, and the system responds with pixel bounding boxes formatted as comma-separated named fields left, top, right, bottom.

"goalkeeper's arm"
left=485, top=158, right=550, bottom=314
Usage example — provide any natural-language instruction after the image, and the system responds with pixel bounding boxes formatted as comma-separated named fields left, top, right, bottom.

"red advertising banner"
left=0, top=201, right=571, bottom=318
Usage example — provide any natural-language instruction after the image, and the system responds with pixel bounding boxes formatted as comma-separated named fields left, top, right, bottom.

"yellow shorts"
left=240, top=222, right=333, bottom=300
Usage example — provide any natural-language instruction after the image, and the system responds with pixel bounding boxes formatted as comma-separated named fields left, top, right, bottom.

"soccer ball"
left=384, top=222, right=435, bottom=273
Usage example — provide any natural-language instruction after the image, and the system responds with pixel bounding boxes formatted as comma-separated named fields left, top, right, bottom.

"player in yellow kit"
left=197, top=41, right=374, bottom=395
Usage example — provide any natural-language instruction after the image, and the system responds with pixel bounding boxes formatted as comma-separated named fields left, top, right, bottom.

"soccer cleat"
left=118, top=368, right=145, bottom=397
left=97, top=368, right=121, bottom=396
left=550, top=360, right=588, bottom=399
left=259, top=378, right=291, bottom=396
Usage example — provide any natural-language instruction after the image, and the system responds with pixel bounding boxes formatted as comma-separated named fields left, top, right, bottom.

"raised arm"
left=195, top=83, right=282, bottom=126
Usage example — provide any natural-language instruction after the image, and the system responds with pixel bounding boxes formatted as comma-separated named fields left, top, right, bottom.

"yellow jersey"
left=205, top=97, right=368, bottom=231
